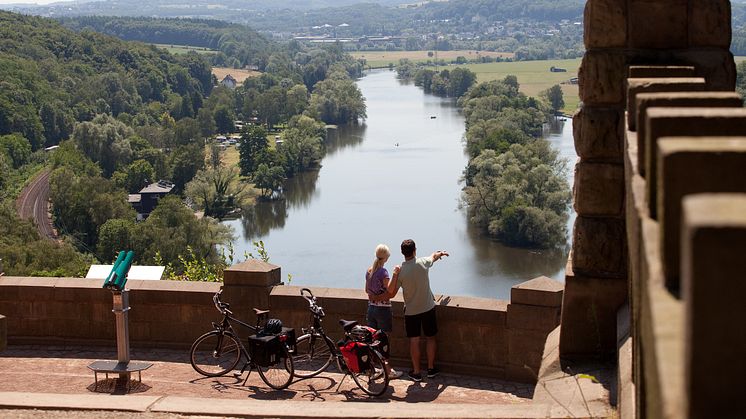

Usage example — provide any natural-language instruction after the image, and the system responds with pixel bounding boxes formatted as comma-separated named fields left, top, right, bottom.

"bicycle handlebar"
left=213, top=289, right=233, bottom=315
left=300, top=288, right=324, bottom=317
left=301, top=288, right=314, bottom=302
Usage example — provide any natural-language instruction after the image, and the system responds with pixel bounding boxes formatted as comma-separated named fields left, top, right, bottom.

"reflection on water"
left=224, top=69, right=577, bottom=300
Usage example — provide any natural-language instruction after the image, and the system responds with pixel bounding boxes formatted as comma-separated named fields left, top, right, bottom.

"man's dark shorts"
left=404, top=307, right=437, bottom=338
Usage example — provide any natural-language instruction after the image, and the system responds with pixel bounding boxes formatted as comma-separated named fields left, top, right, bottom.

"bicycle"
left=292, top=288, right=390, bottom=396
left=189, top=289, right=295, bottom=390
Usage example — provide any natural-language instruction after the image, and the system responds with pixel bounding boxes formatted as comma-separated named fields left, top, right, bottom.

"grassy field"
left=153, top=43, right=217, bottom=55
left=351, top=50, right=514, bottom=68
left=212, top=67, right=262, bottom=85
left=462, top=58, right=582, bottom=114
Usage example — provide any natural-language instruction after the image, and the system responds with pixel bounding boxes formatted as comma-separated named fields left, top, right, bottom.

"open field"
left=352, top=50, right=514, bottom=68
left=212, top=67, right=262, bottom=85
left=152, top=43, right=217, bottom=55
left=462, top=58, right=582, bottom=113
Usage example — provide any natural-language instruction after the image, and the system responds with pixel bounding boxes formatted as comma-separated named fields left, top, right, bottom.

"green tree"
left=214, top=105, right=235, bottom=134
left=0, top=133, right=32, bottom=169
left=72, top=114, right=134, bottom=177
left=307, top=68, right=366, bottom=124
left=238, top=125, right=269, bottom=176
left=540, top=85, right=565, bottom=114
left=253, top=163, right=285, bottom=198
left=170, top=144, right=205, bottom=191
left=185, top=166, right=251, bottom=219
left=113, top=159, right=156, bottom=193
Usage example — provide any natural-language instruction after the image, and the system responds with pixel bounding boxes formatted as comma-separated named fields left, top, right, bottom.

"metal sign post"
left=112, top=290, right=131, bottom=381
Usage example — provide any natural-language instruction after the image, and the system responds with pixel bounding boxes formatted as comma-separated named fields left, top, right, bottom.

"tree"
left=540, top=85, right=565, bottom=114
left=0, top=133, right=32, bottom=169
left=72, top=114, right=134, bottom=177
left=238, top=125, right=269, bottom=176
left=170, top=144, right=205, bottom=191
left=214, top=105, right=235, bottom=134
left=253, top=163, right=285, bottom=198
left=185, top=166, right=251, bottom=219
left=112, top=159, right=155, bottom=193
left=196, top=108, right=216, bottom=138
left=307, top=68, right=366, bottom=124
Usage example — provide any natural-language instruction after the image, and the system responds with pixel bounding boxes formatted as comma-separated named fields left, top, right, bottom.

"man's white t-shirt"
left=397, top=256, right=435, bottom=316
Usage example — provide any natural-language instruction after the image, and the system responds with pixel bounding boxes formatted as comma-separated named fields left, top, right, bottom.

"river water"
left=224, top=69, right=576, bottom=300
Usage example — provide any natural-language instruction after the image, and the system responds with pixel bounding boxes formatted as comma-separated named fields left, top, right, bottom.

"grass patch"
left=462, top=58, right=582, bottom=113
left=152, top=43, right=217, bottom=55
left=351, top=50, right=514, bottom=68
left=212, top=67, right=262, bottom=86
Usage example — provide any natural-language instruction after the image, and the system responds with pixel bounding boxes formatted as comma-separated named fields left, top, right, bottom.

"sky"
left=0, top=0, right=76, bottom=5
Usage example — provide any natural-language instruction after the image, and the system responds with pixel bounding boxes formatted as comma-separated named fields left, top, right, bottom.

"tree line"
left=0, top=11, right=366, bottom=278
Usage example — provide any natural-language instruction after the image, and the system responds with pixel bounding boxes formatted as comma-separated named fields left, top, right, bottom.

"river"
left=223, top=69, right=576, bottom=300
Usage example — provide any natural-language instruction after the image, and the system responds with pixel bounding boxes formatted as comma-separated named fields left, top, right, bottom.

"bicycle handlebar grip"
left=301, top=288, right=313, bottom=299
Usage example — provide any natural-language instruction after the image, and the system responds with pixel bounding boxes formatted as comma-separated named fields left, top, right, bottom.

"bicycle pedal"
left=233, top=371, right=242, bottom=378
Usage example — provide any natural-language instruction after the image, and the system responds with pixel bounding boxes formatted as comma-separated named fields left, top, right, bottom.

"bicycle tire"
left=350, top=347, right=389, bottom=397
left=190, top=331, right=241, bottom=377
left=256, top=343, right=294, bottom=390
left=292, top=333, right=336, bottom=378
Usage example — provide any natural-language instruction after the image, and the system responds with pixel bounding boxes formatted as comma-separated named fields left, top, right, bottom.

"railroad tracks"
left=15, top=168, right=58, bottom=240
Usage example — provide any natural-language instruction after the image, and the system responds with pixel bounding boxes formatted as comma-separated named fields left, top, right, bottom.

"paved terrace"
left=0, top=343, right=613, bottom=418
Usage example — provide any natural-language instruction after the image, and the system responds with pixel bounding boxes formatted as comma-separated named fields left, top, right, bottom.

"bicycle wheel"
left=256, top=344, right=294, bottom=390
left=190, top=331, right=241, bottom=377
left=292, top=333, right=336, bottom=378
left=350, top=348, right=389, bottom=397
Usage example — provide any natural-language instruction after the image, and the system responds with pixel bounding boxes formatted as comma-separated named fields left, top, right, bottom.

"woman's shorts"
left=366, top=304, right=393, bottom=332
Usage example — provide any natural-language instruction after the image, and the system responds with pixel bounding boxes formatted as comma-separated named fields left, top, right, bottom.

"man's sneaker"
left=407, top=370, right=422, bottom=381
left=427, top=367, right=439, bottom=378
left=390, top=368, right=403, bottom=379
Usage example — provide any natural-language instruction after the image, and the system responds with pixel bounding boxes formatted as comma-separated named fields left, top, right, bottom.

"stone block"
left=507, top=328, right=550, bottom=376
left=644, top=107, right=746, bottom=218
left=573, top=162, right=625, bottom=217
left=628, top=0, right=688, bottom=49
left=658, top=138, right=746, bottom=289
left=506, top=363, right=537, bottom=384
left=223, top=259, right=281, bottom=287
left=584, top=0, right=626, bottom=48
left=579, top=51, right=627, bottom=105
left=572, top=216, right=627, bottom=278
left=635, top=91, right=744, bottom=173
left=573, top=105, right=625, bottom=162
left=689, top=0, right=732, bottom=48
left=681, top=194, right=746, bottom=419
left=673, top=49, right=736, bottom=91
left=559, top=264, right=628, bottom=360
left=507, top=303, right=560, bottom=333
left=0, top=314, right=6, bottom=352
left=628, top=65, right=695, bottom=79
left=510, top=276, right=563, bottom=307
left=626, top=77, right=706, bottom=131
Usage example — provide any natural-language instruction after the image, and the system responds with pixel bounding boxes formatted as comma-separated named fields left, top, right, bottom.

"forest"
left=0, top=11, right=366, bottom=278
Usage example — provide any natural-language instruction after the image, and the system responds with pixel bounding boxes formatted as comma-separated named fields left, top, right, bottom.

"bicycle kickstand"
left=335, top=373, right=350, bottom=393
left=233, top=362, right=253, bottom=385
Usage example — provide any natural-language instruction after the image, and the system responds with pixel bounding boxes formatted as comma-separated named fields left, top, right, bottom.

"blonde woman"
left=365, top=244, right=402, bottom=378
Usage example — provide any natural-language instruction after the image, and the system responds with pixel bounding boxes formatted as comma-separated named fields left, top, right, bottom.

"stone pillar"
left=681, top=194, right=746, bottom=419
left=0, top=314, right=6, bottom=352
left=506, top=276, right=563, bottom=383
left=222, top=260, right=282, bottom=320
left=657, top=137, right=746, bottom=289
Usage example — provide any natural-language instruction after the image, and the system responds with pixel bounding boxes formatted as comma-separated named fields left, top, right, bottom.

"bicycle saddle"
left=253, top=308, right=270, bottom=316
left=339, top=319, right=358, bottom=331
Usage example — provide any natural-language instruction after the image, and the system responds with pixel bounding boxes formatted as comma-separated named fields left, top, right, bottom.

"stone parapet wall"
left=0, top=270, right=563, bottom=383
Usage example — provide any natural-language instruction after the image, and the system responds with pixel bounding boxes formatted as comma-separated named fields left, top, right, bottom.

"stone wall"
left=0, top=262, right=563, bottom=384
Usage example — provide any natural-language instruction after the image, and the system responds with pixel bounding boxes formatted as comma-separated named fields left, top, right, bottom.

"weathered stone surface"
left=510, top=276, right=563, bottom=307
left=574, top=162, right=625, bottom=217
left=673, top=49, right=737, bottom=91
left=635, top=91, right=744, bottom=173
left=223, top=259, right=281, bottom=287
left=0, top=314, right=6, bottom=352
left=628, top=65, right=695, bottom=79
left=681, top=194, right=746, bottom=419
left=573, top=105, right=625, bottom=162
left=507, top=303, right=561, bottom=333
left=658, top=138, right=746, bottom=288
left=628, top=0, right=688, bottom=49
left=626, top=77, right=706, bottom=130
left=559, top=262, right=628, bottom=359
left=584, top=0, right=626, bottom=48
left=580, top=51, right=627, bottom=105
left=689, top=0, right=732, bottom=48
left=572, top=216, right=627, bottom=278
left=507, top=328, right=550, bottom=376
left=644, top=107, right=746, bottom=218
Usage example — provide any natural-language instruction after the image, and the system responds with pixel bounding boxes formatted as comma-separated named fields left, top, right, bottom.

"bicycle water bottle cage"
left=339, top=319, right=358, bottom=332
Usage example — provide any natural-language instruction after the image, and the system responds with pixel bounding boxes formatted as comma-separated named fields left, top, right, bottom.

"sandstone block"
left=681, top=194, right=746, bottom=419
left=0, top=315, right=6, bottom=352
left=573, top=162, right=625, bottom=217
left=507, top=328, right=550, bottom=375
left=689, top=0, right=732, bottom=48
left=507, top=303, right=560, bottom=333
left=626, top=77, right=706, bottom=131
left=573, top=105, right=625, bottom=162
left=510, top=276, right=563, bottom=307
left=580, top=51, right=627, bottom=105
left=635, top=91, right=743, bottom=173
left=644, top=107, right=746, bottom=218
left=673, top=49, right=736, bottom=91
left=584, top=0, right=626, bottom=48
left=559, top=264, right=628, bottom=360
left=628, top=65, right=695, bottom=79
left=628, top=0, right=688, bottom=49
left=572, top=216, right=627, bottom=278
left=223, top=259, right=281, bottom=287
left=658, top=138, right=746, bottom=289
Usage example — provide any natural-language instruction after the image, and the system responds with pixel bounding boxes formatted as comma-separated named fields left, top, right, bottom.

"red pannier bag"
left=339, top=341, right=371, bottom=373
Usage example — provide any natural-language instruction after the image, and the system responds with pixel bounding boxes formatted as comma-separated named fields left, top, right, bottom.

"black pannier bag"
left=372, top=330, right=390, bottom=360
left=248, top=334, right=281, bottom=367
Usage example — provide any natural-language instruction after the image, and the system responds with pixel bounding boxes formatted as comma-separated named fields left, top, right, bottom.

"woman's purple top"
left=366, top=267, right=391, bottom=306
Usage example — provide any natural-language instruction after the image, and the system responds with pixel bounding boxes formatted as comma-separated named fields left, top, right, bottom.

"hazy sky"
left=0, top=0, right=75, bottom=5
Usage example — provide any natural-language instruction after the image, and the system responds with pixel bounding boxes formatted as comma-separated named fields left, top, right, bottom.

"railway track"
left=15, top=168, right=58, bottom=240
